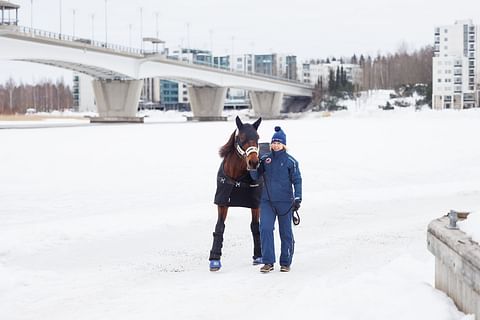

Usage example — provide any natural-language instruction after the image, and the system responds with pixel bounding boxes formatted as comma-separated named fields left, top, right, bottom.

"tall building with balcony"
left=72, top=73, right=96, bottom=112
left=254, top=54, right=278, bottom=76
left=432, top=20, right=479, bottom=109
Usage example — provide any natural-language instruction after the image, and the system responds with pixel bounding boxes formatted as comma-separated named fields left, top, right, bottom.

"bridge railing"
left=184, top=57, right=306, bottom=85
left=14, top=25, right=143, bottom=56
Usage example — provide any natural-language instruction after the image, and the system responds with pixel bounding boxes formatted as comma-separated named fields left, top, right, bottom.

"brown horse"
left=209, top=116, right=263, bottom=271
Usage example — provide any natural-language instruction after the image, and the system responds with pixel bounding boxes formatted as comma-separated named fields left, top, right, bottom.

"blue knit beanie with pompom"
left=271, top=126, right=286, bottom=145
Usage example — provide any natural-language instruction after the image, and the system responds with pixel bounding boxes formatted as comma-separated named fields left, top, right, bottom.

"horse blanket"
left=214, top=161, right=263, bottom=208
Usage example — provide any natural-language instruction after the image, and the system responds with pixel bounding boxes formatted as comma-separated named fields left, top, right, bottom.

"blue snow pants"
left=259, top=200, right=294, bottom=266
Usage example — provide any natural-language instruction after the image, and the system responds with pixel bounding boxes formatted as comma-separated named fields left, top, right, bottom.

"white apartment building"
left=72, top=73, right=96, bottom=112
left=299, top=60, right=362, bottom=88
left=228, top=54, right=254, bottom=99
left=432, top=20, right=479, bottom=109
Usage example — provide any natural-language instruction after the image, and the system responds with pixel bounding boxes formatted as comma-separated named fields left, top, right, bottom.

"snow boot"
left=209, top=260, right=222, bottom=271
left=280, top=265, right=291, bottom=272
left=260, top=264, right=274, bottom=273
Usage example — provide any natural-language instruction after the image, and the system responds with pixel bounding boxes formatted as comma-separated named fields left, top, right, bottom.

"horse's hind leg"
left=209, top=206, right=228, bottom=262
left=251, top=208, right=262, bottom=261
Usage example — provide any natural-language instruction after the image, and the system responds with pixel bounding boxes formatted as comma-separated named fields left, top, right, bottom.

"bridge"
left=0, top=24, right=313, bottom=122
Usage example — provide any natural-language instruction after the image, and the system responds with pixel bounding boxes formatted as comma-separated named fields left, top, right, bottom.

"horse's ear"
left=235, top=116, right=243, bottom=129
left=252, top=117, right=262, bottom=130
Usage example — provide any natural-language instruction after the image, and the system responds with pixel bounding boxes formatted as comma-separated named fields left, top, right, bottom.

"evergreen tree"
left=328, top=69, right=335, bottom=93
left=351, top=54, right=358, bottom=64
left=335, top=67, right=341, bottom=91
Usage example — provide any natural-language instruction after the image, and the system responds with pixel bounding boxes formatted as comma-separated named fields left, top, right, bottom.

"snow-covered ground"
left=459, top=212, right=480, bottom=243
left=1, top=92, right=478, bottom=320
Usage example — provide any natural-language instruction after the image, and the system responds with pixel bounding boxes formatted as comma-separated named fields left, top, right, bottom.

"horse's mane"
left=219, top=130, right=236, bottom=158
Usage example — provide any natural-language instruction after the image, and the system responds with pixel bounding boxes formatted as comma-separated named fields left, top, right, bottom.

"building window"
left=438, top=79, right=442, bottom=82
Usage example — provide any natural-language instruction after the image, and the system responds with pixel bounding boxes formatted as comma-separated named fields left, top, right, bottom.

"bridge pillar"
left=249, top=91, right=284, bottom=119
left=90, top=79, right=144, bottom=123
left=187, top=86, right=228, bottom=121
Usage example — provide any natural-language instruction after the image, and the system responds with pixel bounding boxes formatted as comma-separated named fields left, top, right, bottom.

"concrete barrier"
left=427, top=215, right=480, bottom=318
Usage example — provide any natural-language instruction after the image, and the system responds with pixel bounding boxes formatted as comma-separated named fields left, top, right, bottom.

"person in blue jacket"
left=250, top=126, right=302, bottom=273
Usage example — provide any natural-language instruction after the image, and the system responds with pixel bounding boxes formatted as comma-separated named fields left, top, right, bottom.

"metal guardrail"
left=1, top=24, right=312, bottom=87
left=13, top=25, right=143, bottom=55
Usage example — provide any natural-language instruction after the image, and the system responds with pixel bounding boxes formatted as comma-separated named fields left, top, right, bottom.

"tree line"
left=0, top=78, right=73, bottom=114
left=356, top=45, right=433, bottom=91
left=313, top=45, right=433, bottom=108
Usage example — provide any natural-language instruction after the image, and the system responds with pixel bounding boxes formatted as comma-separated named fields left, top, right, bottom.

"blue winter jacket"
left=250, top=149, right=302, bottom=202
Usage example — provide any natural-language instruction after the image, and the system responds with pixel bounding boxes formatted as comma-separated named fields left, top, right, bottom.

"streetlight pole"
left=59, top=0, right=62, bottom=36
left=209, top=29, right=213, bottom=66
left=30, top=0, right=33, bottom=29
left=72, top=9, right=76, bottom=38
left=104, top=0, right=108, bottom=45
left=155, top=12, right=159, bottom=38
left=231, top=36, right=235, bottom=71
left=91, top=13, right=95, bottom=42
left=186, top=22, right=190, bottom=50
left=140, top=7, right=143, bottom=51
left=128, top=23, right=132, bottom=47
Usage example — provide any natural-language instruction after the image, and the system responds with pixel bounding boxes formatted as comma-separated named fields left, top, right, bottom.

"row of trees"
left=0, top=78, right=73, bottom=114
left=357, top=45, right=433, bottom=91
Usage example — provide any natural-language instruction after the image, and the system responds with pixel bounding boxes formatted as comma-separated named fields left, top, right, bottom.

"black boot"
left=209, top=220, right=225, bottom=261
left=250, top=221, right=261, bottom=259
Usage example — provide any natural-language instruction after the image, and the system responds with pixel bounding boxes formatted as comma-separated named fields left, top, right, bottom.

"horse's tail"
left=219, top=130, right=236, bottom=158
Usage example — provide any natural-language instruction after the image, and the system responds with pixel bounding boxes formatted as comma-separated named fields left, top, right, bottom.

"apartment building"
left=298, top=60, right=362, bottom=88
left=432, top=20, right=479, bottom=109
left=72, top=73, right=96, bottom=112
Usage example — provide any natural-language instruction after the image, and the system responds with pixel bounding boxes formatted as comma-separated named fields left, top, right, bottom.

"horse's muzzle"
left=247, top=158, right=259, bottom=170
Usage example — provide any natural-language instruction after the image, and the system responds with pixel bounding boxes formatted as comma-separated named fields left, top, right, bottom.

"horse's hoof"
left=252, top=257, right=263, bottom=265
left=209, top=260, right=221, bottom=271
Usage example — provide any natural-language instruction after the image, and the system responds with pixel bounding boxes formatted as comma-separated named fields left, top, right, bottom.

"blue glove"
left=293, top=198, right=301, bottom=211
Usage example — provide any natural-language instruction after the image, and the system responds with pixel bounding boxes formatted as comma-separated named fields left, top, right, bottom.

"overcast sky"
left=2, top=0, right=480, bottom=83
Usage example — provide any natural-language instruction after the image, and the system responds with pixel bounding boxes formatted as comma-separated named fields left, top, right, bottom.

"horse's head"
left=235, top=116, right=262, bottom=170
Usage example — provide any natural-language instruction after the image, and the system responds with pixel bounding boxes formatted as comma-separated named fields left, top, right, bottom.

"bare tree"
left=0, top=78, right=73, bottom=114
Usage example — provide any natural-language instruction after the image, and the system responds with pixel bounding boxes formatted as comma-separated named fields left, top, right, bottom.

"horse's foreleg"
left=209, top=206, right=228, bottom=261
left=251, top=208, right=261, bottom=259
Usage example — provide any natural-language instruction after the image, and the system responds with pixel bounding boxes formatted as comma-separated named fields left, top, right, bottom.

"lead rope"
left=292, top=209, right=300, bottom=226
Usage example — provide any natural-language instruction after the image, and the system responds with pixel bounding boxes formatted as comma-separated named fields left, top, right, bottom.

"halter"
left=235, top=131, right=259, bottom=158
left=236, top=142, right=259, bottom=158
